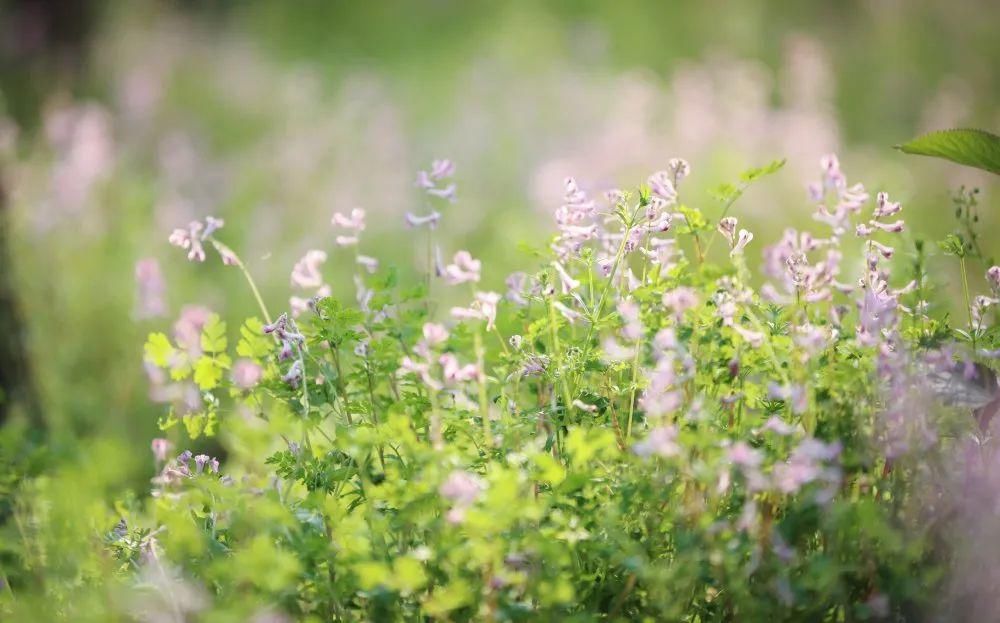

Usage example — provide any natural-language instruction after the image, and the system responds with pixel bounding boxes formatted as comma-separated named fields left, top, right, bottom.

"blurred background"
left=0, top=0, right=998, bottom=477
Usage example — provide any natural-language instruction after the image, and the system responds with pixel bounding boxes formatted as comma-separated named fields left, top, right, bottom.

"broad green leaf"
left=200, top=313, right=228, bottom=354
left=896, top=128, right=1000, bottom=175
left=143, top=333, right=175, bottom=367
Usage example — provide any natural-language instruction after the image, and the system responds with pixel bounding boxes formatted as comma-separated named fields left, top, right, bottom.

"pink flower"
left=662, top=287, right=699, bottom=321
left=727, top=441, right=763, bottom=468
left=231, top=359, right=263, bottom=389
left=731, top=229, right=754, bottom=256
left=290, top=250, right=327, bottom=289
left=647, top=170, right=678, bottom=204
left=552, top=261, right=580, bottom=293
left=987, top=266, right=1000, bottom=293
left=633, top=426, right=680, bottom=458
left=439, top=353, right=482, bottom=384
left=416, top=159, right=457, bottom=202
left=718, top=217, right=738, bottom=246
left=440, top=470, right=484, bottom=506
left=331, top=208, right=366, bottom=232
left=443, top=250, right=481, bottom=285
left=422, top=323, right=449, bottom=345
left=168, top=221, right=206, bottom=262
left=134, top=258, right=167, bottom=319
left=405, top=211, right=441, bottom=229
left=151, top=438, right=172, bottom=462
left=475, top=291, right=501, bottom=331
left=757, top=416, right=797, bottom=436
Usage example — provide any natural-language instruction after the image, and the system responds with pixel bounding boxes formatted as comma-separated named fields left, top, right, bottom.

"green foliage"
left=896, top=128, right=1000, bottom=175
left=5, top=157, right=997, bottom=622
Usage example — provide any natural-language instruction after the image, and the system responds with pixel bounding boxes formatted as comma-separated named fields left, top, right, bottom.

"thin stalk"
left=474, top=329, right=492, bottom=448
left=210, top=239, right=272, bottom=324
left=548, top=299, right=574, bottom=422
left=960, top=256, right=977, bottom=349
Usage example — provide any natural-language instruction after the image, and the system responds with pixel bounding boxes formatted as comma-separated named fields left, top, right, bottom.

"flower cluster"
left=130, top=154, right=1000, bottom=621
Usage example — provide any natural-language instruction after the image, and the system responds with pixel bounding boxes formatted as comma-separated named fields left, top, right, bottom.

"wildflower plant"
left=13, top=154, right=1000, bottom=620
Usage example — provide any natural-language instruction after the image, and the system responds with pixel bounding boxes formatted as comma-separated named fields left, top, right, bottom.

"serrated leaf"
left=896, top=128, right=1000, bottom=175
left=200, top=314, right=228, bottom=354
left=169, top=356, right=192, bottom=381
left=193, top=354, right=231, bottom=390
left=144, top=333, right=175, bottom=367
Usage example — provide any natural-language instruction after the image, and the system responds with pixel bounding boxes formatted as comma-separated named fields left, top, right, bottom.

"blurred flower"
left=231, top=359, right=263, bottom=389
left=134, top=258, right=167, bottom=319
left=290, top=250, right=327, bottom=289
left=633, top=425, right=680, bottom=458
left=150, top=438, right=172, bottom=462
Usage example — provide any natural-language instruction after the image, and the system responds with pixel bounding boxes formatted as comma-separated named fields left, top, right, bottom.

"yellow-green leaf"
left=237, top=317, right=273, bottom=359
left=193, top=355, right=230, bottom=390
left=144, top=332, right=175, bottom=367
left=390, top=557, right=427, bottom=594
left=200, top=313, right=228, bottom=354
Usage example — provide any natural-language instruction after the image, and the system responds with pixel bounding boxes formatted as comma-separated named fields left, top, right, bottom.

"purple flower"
left=134, top=258, right=167, bottom=319
left=633, top=426, right=680, bottom=458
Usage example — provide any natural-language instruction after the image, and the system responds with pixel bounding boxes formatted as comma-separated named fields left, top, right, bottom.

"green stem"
left=960, top=256, right=976, bottom=349
left=210, top=238, right=272, bottom=324
left=474, top=329, right=492, bottom=448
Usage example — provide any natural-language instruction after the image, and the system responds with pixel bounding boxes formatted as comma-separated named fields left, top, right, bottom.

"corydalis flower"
left=717, top=215, right=754, bottom=256
left=331, top=207, right=366, bottom=246
left=416, top=158, right=456, bottom=202
left=647, top=170, right=678, bottom=205
left=662, top=287, right=698, bottom=321
left=633, top=425, right=680, bottom=458
left=405, top=210, right=441, bottom=229
left=443, top=250, right=481, bottom=285
left=439, top=470, right=484, bottom=524
left=290, top=250, right=327, bottom=289
left=553, top=177, right=598, bottom=259
left=151, top=438, right=172, bottom=462
left=134, top=258, right=167, bottom=319
left=451, top=291, right=501, bottom=331
left=987, top=266, right=1000, bottom=294
left=439, top=353, right=482, bottom=384
left=168, top=219, right=208, bottom=262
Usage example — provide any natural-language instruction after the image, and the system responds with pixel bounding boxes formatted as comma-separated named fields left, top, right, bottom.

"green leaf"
left=237, top=317, right=273, bottom=359
left=200, top=314, right=228, bottom=354
left=896, top=128, right=1000, bottom=175
left=354, top=561, right=390, bottom=591
left=144, top=333, right=175, bottom=367
left=390, top=557, right=428, bottom=594
left=739, top=158, right=786, bottom=183
left=193, top=354, right=231, bottom=390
